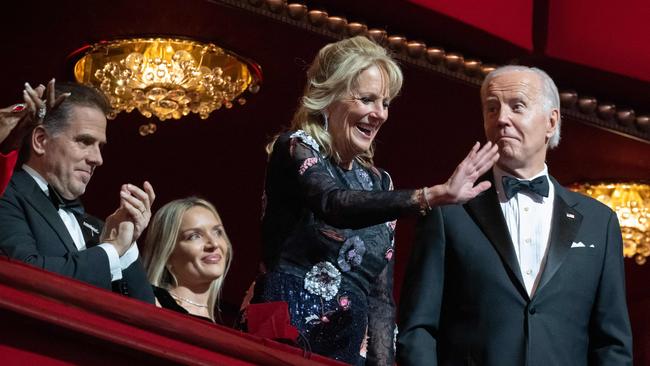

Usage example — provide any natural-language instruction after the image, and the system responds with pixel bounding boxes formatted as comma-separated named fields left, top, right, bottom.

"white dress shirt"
left=493, top=165, right=555, bottom=297
left=23, top=165, right=138, bottom=281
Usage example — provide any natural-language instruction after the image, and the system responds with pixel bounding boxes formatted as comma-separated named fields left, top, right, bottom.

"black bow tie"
left=48, top=185, right=84, bottom=216
left=502, top=175, right=550, bottom=200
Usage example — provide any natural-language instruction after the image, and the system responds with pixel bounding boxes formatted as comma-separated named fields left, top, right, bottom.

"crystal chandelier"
left=72, top=38, right=262, bottom=135
left=571, top=182, right=650, bottom=265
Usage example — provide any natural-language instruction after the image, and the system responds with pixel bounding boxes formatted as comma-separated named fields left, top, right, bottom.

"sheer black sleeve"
left=273, top=133, right=420, bottom=229
left=366, top=260, right=396, bottom=365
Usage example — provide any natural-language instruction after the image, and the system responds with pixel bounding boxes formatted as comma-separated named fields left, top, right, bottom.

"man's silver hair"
left=480, top=65, right=562, bottom=149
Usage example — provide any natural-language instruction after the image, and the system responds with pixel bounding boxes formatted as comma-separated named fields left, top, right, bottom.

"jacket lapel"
left=464, top=173, right=529, bottom=300
left=536, top=177, right=582, bottom=292
left=14, top=170, right=79, bottom=253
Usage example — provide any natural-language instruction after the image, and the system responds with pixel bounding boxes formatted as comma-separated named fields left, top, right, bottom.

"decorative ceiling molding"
left=217, top=0, right=650, bottom=143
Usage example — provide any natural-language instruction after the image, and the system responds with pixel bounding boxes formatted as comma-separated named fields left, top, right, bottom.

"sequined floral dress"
left=253, top=130, right=421, bottom=365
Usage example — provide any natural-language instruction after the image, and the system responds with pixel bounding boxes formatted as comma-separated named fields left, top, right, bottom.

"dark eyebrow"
left=75, top=133, right=94, bottom=140
left=75, top=133, right=107, bottom=147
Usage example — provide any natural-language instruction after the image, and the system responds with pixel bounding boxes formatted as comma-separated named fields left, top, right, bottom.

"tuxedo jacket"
left=0, top=170, right=154, bottom=303
left=397, top=174, right=632, bottom=366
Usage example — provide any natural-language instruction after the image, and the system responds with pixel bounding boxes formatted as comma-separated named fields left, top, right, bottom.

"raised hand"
left=43, top=78, right=69, bottom=111
left=428, top=141, right=499, bottom=206
left=0, top=104, right=27, bottom=151
left=0, top=79, right=69, bottom=152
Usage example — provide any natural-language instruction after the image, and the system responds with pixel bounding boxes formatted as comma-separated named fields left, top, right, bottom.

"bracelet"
left=418, top=187, right=432, bottom=215
left=423, top=187, right=432, bottom=211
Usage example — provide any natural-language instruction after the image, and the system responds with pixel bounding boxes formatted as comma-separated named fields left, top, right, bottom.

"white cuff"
left=119, top=242, right=139, bottom=269
left=97, top=243, right=123, bottom=281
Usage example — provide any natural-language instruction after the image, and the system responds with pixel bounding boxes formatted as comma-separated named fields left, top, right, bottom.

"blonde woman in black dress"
left=143, top=197, right=233, bottom=323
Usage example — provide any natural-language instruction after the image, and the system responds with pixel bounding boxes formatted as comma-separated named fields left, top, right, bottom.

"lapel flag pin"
left=566, top=212, right=575, bottom=219
left=83, top=221, right=99, bottom=236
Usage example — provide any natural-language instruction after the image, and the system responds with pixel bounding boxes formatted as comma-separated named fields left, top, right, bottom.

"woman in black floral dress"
left=251, top=36, right=498, bottom=365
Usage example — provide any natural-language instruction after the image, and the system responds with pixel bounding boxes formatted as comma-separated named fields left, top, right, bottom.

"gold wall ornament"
left=571, top=182, right=650, bottom=265
left=72, top=38, right=262, bottom=135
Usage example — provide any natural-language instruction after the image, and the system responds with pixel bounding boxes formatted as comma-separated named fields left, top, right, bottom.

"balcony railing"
left=0, top=256, right=345, bottom=365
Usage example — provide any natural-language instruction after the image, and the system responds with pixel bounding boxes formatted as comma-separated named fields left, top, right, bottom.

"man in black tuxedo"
left=0, top=82, right=155, bottom=303
left=397, top=66, right=632, bottom=365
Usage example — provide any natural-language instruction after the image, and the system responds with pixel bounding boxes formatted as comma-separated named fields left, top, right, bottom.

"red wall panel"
left=408, top=0, right=534, bottom=50
left=546, top=0, right=650, bottom=82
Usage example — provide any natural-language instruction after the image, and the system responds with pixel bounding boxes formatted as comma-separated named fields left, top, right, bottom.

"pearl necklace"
left=169, top=292, right=208, bottom=308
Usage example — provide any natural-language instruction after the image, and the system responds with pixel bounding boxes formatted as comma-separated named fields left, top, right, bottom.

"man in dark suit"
left=397, top=65, right=633, bottom=366
left=0, top=82, right=155, bottom=303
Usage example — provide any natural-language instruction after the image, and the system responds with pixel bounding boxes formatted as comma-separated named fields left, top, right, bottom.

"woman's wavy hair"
left=142, top=197, right=233, bottom=322
left=267, top=36, right=403, bottom=167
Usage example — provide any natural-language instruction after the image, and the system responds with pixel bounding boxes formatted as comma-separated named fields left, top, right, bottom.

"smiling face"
left=327, top=65, right=390, bottom=167
left=168, top=206, right=229, bottom=288
left=38, top=106, right=107, bottom=199
left=482, top=70, right=558, bottom=177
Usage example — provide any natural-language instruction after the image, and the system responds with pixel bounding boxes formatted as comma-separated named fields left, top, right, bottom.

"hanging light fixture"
left=72, top=37, right=262, bottom=135
left=570, top=182, right=650, bottom=265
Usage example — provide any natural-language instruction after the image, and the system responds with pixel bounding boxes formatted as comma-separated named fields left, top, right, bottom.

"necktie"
left=502, top=175, right=550, bottom=200
left=48, top=185, right=85, bottom=216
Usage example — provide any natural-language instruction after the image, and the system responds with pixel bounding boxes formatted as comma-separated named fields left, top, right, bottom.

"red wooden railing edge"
left=0, top=256, right=345, bottom=366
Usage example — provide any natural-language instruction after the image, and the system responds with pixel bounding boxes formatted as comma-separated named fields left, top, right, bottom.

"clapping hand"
left=101, top=220, right=135, bottom=257
left=118, top=181, right=156, bottom=241
left=101, top=182, right=156, bottom=256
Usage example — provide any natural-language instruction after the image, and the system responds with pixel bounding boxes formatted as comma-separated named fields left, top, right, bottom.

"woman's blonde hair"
left=267, top=36, right=403, bottom=167
left=142, top=197, right=233, bottom=322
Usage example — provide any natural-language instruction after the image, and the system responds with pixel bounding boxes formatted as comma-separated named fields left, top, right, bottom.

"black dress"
left=153, top=286, right=214, bottom=323
left=252, top=130, right=420, bottom=365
